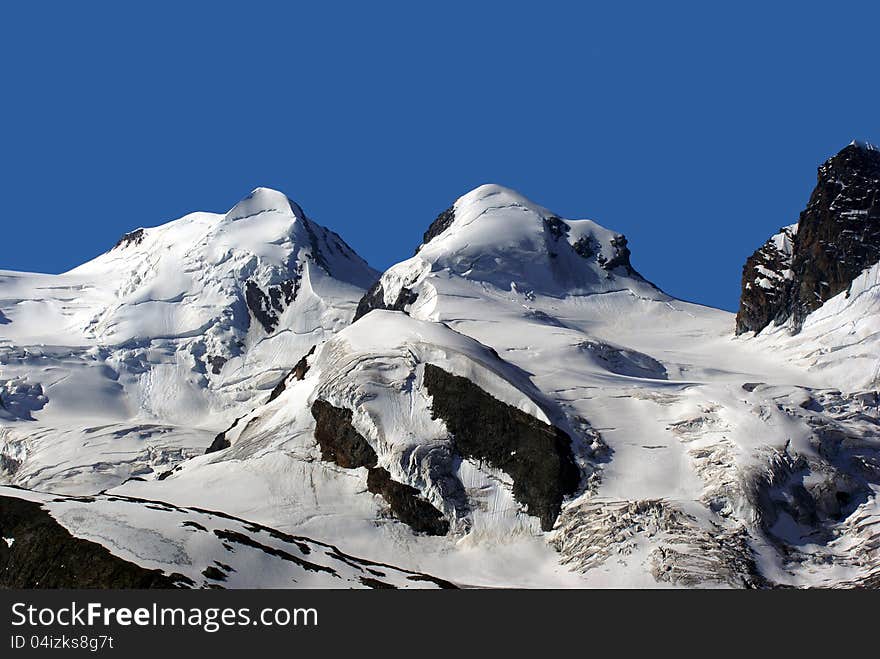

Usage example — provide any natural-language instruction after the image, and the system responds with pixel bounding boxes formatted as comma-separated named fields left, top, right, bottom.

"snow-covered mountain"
left=738, top=141, right=880, bottom=333
left=739, top=142, right=880, bottom=391
left=354, top=184, right=653, bottom=321
left=0, top=486, right=453, bottom=589
left=2, top=151, right=880, bottom=589
left=0, top=187, right=377, bottom=493
left=736, top=223, right=798, bottom=335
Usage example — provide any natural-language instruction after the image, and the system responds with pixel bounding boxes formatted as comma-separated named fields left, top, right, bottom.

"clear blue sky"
left=1, top=2, right=877, bottom=311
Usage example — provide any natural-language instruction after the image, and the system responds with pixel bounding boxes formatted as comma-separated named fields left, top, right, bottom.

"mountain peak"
left=457, top=183, right=547, bottom=209
left=454, top=184, right=556, bottom=225
left=227, top=187, right=304, bottom=222
left=822, top=140, right=880, bottom=175
left=419, top=184, right=550, bottom=250
left=737, top=142, right=880, bottom=334
left=357, top=185, right=652, bottom=321
left=848, top=139, right=879, bottom=151
left=417, top=184, right=642, bottom=284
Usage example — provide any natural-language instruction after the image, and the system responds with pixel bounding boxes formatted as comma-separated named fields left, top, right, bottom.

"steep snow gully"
left=2, top=143, right=880, bottom=588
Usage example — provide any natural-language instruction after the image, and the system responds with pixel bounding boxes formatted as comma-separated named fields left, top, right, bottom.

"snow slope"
left=0, top=485, right=453, bottom=589
left=0, top=188, right=377, bottom=493
left=109, top=184, right=880, bottom=588
left=3, top=183, right=880, bottom=588
left=749, top=259, right=880, bottom=391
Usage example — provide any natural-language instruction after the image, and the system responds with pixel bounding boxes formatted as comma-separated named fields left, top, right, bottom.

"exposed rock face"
left=310, top=400, right=449, bottom=535
left=112, top=228, right=145, bottom=250
left=205, top=416, right=241, bottom=454
left=0, top=454, right=21, bottom=477
left=418, top=206, right=456, bottom=251
left=353, top=282, right=418, bottom=322
left=0, top=494, right=186, bottom=588
left=0, top=489, right=456, bottom=589
left=544, top=214, right=640, bottom=277
left=543, top=215, right=570, bottom=240
left=207, top=355, right=227, bottom=375
left=366, top=467, right=449, bottom=536
left=736, top=224, right=798, bottom=334
left=245, top=278, right=298, bottom=333
left=205, top=433, right=231, bottom=454
left=206, top=346, right=318, bottom=457
left=600, top=235, right=638, bottom=275
left=790, top=143, right=880, bottom=326
left=737, top=143, right=880, bottom=334
left=291, top=346, right=315, bottom=381
left=267, top=346, right=315, bottom=404
left=311, top=400, right=379, bottom=469
left=422, top=364, right=580, bottom=531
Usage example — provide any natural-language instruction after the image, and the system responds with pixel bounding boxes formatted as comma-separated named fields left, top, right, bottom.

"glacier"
left=2, top=166, right=880, bottom=588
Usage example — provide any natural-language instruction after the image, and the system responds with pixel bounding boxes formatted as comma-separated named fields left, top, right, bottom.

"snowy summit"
left=2, top=145, right=880, bottom=589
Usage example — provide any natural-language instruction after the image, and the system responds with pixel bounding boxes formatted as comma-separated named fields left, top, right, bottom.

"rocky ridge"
left=738, top=142, right=880, bottom=334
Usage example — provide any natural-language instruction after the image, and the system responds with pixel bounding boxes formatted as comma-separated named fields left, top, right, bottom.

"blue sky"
left=1, top=2, right=877, bottom=311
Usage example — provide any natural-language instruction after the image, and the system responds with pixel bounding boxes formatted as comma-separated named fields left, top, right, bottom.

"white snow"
left=751, top=259, right=880, bottom=391
left=849, top=139, right=878, bottom=151
left=3, top=183, right=879, bottom=588
left=0, top=486, right=450, bottom=588
left=0, top=188, right=377, bottom=492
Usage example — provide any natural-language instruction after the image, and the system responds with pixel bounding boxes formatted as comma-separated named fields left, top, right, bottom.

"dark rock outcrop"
left=353, top=281, right=418, bottom=322
left=266, top=378, right=287, bottom=404
left=422, top=364, right=580, bottom=531
left=212, top=528, right=335, bottom=575
left=418, top=205, right=456, bottom=252
left=267, top=346, right=315, bottom=404
left=207, top=355, right=227, bottom=375
left=245, top=278, right=298, bottom=333
left=735, top=225, right=797, bottom=335
left=572, top=235, right=599, bottom=259
left=366, top=467, right=449, bottom=536
left=291, top=345, right=316, bottom=381
left=205, top=415, right=243, bottom=454
left=311, top=400, right=378, bottom=469
left=0, top=494, right=187, bottom=588
left=600, top=235, right=638, bottom=275
left=201, top=565, right=228, bottom=581
left=112, top=228, right=145, bottom=250
left=543, top=214, right=640, bottom=277
left=737, top=142, right=880, bottom=334
left=310, top=400, right=449, bottom=535
left=205, top=433, right=230, bottom=454
left=789, top=143, right=880, bottom=327
left=543, top=215, right=569, bottom=240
